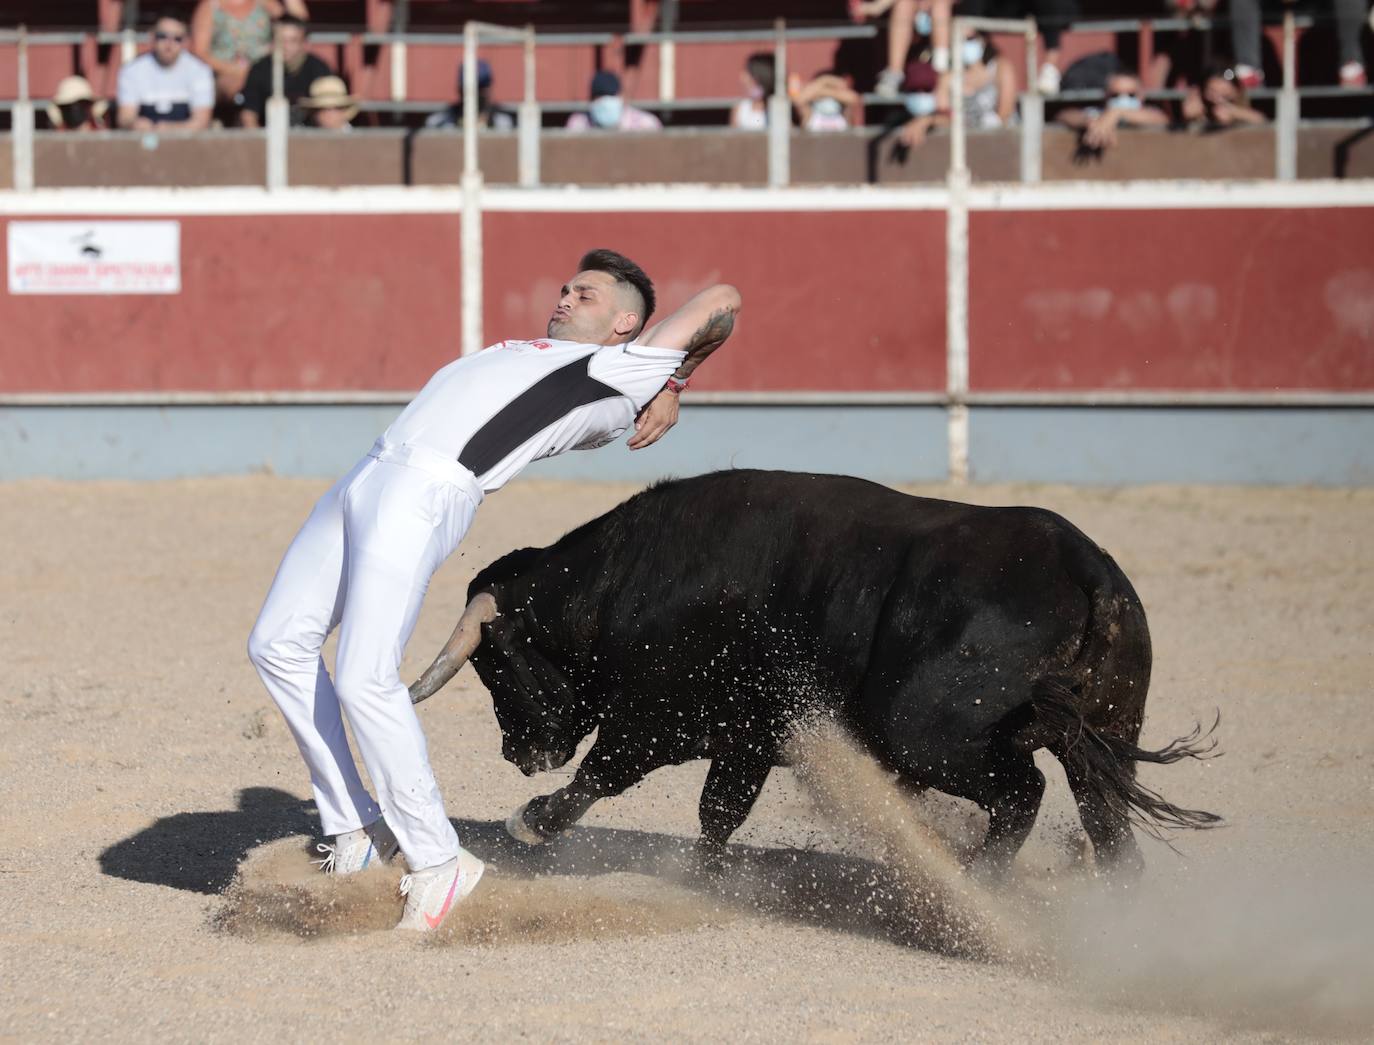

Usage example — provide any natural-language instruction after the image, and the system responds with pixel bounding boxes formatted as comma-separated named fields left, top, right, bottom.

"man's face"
left=277, top=24, right=307, bottom=66
left=1107, top=74, right=1141, bottom=99
left=546, top=270, right=638, bottom=343
left=152, top=18, right=187, bottom=67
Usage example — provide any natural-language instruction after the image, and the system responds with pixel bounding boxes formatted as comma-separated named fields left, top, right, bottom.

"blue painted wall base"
left=1, top=403, right=1370, bottom=485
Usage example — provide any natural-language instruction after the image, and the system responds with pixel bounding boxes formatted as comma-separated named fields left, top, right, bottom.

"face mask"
left=914, top=10, right=933, bottom=35
left=1107, top=93, right=1142, bottom=111
left=961, top=39, right=984, bottom=66
left=747, top=84, right=765, bottom=99
left=904, top=91, right=937, bottom=117
left=813, top=96, right=843, bottom=116
left=589, top=95, right=623, bottom=128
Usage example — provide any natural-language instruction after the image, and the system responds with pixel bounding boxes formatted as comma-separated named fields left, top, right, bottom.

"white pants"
left=247, top=441, right=483, bottom=871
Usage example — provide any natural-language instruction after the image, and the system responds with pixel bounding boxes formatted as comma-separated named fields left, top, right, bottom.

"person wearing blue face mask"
left=794, top=71, right=862, bottom=132
left=1055, top=71, right=1168, bottom=153
left=896, top=37, right=1015, bottom=148
left=565, top=70, right=663, bottom=132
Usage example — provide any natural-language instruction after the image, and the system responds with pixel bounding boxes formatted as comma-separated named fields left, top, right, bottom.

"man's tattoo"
left=686, top=306, right=736, bottom=353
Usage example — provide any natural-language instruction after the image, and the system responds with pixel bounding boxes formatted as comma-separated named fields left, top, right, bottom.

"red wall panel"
left=0, top=213, right=463, bottom=393
left=482, top=209, right=948, bottom=392
left=969, top=208, right=1374, bottom=391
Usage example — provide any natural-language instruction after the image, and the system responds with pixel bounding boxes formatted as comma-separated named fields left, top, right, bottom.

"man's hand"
left=627, top=388, right=680, bottom=450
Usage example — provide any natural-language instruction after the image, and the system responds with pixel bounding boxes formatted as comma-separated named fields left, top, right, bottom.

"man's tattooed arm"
left=672, top=303, right=738, bottom=380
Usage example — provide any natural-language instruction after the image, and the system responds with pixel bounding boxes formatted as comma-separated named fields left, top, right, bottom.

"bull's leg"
left=1060, top=757, right=1145, bottom=879
left=695, top=751, right=772, bottom=872
left=968, top=753, right=1046, bottom=881
left=507, top=730, right=665, bottom=844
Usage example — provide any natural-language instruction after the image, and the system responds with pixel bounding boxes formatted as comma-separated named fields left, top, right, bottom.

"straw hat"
left=46, top=75, right=109, bottom=128
left=298, top=76, right=358, bottom=120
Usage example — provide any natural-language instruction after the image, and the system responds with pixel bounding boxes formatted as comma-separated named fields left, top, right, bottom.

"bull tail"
left=1034, top=682, right=1222, bottom=840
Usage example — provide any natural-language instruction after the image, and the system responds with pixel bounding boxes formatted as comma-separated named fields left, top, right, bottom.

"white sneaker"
left=314, top=819, right=399, bottom=875
left=396, top=848, right=485, bottom=932
left=1037, top=62, right=1061, bottom=96
left=875, top=67, right=904, bottom=98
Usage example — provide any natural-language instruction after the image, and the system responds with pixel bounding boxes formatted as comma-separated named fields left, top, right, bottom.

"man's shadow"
left=100, top=790, right=989, bottom=956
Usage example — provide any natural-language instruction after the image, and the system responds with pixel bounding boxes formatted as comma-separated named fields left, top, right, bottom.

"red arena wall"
left=1, top=204, right=1370, bottom=395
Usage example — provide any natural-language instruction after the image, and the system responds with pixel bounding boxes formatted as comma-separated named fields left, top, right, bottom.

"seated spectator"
left=190, top=0, right=309, bottom=111
left=731, top=52, right=775, bottom=130
left=238, top=15, right=330, bottom=128
left=424, top=60, right=516, bottom=130
left=46, top=76, right=110, bottom=132
left=852, top=0, right=952, bottom=95
left=298, top=75, right=356, bottom=130
left=565, top=71, right=662, bottom=132
left=1054, top=69, right=1168, bottom=153
left=958, top=0, right=1077, bottom=94
left=1182, top=66, right=1266, bottom=129
left=793, top=72, right=862, bottom=132
left=116, top=10, right=215, bottom=131
left=896, top=32, right=1016, bottom=147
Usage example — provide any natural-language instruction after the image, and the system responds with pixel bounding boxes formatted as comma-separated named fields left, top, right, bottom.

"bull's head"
left=409, top=578, right=593, bottom=776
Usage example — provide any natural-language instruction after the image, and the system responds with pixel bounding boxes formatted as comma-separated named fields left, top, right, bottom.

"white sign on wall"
left=7, top=220, right=181, bottom=295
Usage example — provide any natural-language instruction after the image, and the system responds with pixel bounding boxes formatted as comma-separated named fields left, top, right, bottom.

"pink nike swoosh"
left=424, top=867, right=463, bottom=930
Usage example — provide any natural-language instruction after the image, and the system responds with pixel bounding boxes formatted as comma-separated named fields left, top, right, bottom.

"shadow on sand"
left=99, top=788, right=985, bottom=956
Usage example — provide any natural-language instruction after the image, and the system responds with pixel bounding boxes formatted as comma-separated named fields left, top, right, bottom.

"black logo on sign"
left=72, top=230, right=103, bottom=259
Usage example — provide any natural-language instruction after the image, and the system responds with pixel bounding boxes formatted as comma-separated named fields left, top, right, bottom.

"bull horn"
left=408, top=592, right=499, bottom=705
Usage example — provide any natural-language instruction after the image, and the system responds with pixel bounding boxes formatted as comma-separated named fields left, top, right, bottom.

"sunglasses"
left=154, top=31, right=184, bottom=42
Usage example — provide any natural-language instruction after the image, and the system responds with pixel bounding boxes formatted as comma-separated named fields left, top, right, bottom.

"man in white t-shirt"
left=116, top=10, right=214, bottom=131
left=247, top=249, right=740, bottom=932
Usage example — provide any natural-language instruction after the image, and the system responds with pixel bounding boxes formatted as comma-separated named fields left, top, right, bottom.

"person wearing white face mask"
left=793, top=71, right=862, bottom=132
left=565, top=70, right=662, bottom=132
left=731, top=52, right=775, bottom=130
left=897, top=34, right=1016, bottom=148
left=1055, top=70, right=1168, bottom=154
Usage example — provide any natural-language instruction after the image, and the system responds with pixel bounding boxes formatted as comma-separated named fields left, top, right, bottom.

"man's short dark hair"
left=578, top=249, right=655, bottom=333
left=276, top=13, right=308, bottom=32
left=153, top=7, right=188, bottom=27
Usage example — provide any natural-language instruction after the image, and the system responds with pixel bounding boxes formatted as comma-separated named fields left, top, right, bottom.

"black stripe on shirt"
left=458, top=354, right=623, bottom=477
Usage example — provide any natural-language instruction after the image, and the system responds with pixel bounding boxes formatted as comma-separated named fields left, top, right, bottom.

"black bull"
left=411, top=470, right=1219, bottom=876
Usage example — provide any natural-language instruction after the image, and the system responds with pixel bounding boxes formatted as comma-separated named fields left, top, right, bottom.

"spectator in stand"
left=958, top=0, right=1077, bottom=94
left=1182, top=65, right=1267, bottom=128
left=898, top=30, right=1016, bottom=147
left=1054, top=68, right=1168, bottom=153
left=793, top=71, right=863, bottom=131
left=299, top=75, right=356, bottom=130
left=1226, top=0, right=1368, bottom=87
left=116, top=10, right=215, bottom=131
left=852, top=0, right=954, bottom=96
left=238, top=15, right=330, bottom=128
left=46, top=76, right=110, bottom=131
left=731, top=52, right=775, bottom=129
left=190, top=0, right=309, bottom=111
left=565, top=71, right=662, bottom=131
left=424, top=60, right=516, bottom=129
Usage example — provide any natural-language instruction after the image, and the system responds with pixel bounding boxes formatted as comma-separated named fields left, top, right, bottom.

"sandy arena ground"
left=2, top=475, right=1372, bottom=1042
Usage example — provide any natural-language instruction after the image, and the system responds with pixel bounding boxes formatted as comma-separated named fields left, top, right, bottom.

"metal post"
left=659, top=39, right=676, bottom=101
left=1020, top=21, right=1041, bottom=183
left=461, top=22, right=484, bottom=356
left=13, top=25, right=35, bottom=192
left=517, top=25, right=540, bottom=187
left=946, top=17, right=971, bottom=483
left=120, top=25, right=136, bottom=65
left=767, top=18, right=789, bottom=187
left=1276, top=8, right=1298, bottom=181
left=265, top=39, right=288, bottom=190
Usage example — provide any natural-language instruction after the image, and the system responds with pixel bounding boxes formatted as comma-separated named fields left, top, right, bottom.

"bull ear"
left=409, top=593, right=499, bottom=704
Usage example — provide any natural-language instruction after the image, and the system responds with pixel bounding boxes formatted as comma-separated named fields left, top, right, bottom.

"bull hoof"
left=505, top=801, right=551, bottom=845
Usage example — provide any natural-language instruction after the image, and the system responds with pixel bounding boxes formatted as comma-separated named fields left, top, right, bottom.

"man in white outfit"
left=248, top=250, right=740, bottom=932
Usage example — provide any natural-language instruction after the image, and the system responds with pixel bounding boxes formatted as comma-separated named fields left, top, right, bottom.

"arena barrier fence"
left=2, top=180, right=1372, bottom=482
